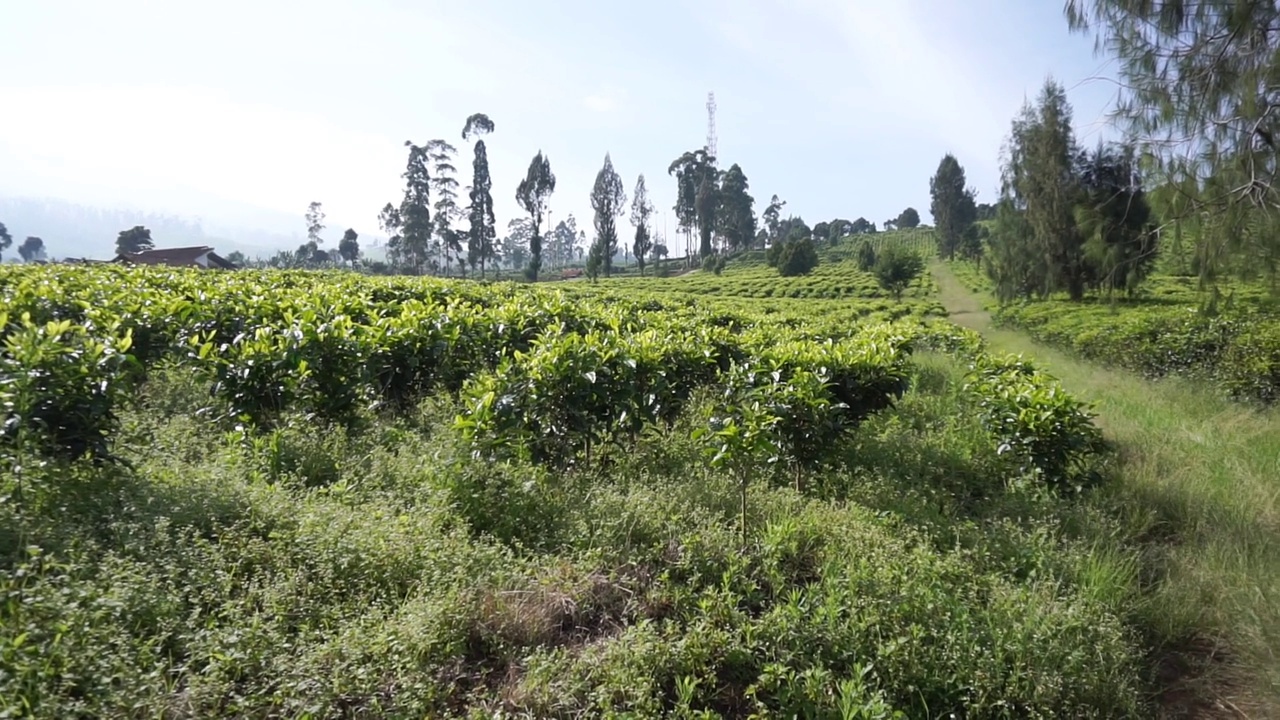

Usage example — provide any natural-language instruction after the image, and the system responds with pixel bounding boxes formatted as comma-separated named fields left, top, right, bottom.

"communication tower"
left=705, top=92, right=718, bottom=162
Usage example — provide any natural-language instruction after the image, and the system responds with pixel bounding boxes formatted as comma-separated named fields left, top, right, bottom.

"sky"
left=0, top=0, right=1122, bottom=253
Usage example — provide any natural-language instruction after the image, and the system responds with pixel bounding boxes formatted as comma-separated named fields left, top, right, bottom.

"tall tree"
left=668, top=149, right=719, bottom=258
left=1004, top=80, right=1087, bottom=300
left=929, top=154, right=977, bottom=260
left=630, top=174, right=655, bottom=275
left=762, top=194, right=786, bottom=245
left=0, top=223, right=10, bottom=260
left=895, top=207, right=921, bottom=229
left=18, top=236, right=45, bottom=262
left=338, top=228, right=360, bottom=265
left=501, top=218, right=532, bottom=271
left=427, top=139, right=464, bottom=275
left=670, top=159, right=698, bottom=259
left=590, top=153, right=627, bottom=278
left=398, top=141, right=434, bottom=273
left=305, top=202, right=326, bottom=246
left=516, top=151, right=556, bottom=281
left=378, top=203, right=404, bottom=269
left=116, top=225, right=154, bottom=255
left=1075, top=142, right=1157, bottom=295
left=549, top=215, right=580, bottom=270
left=717, top=164, right=757, bottom=251
left=1066, top=0, right=1280, bottom=287
left=462, top=113, right=497, bottom=278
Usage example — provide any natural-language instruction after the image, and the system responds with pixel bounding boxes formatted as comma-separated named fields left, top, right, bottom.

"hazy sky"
left=0, top=0, right=1119, bottom=246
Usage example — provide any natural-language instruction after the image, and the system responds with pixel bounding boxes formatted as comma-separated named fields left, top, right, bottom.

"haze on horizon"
left=0, top=0, right=1119, bottom=254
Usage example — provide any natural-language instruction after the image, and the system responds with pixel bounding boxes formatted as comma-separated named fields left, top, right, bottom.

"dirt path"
left=930, top=262, right=1280, bottom=719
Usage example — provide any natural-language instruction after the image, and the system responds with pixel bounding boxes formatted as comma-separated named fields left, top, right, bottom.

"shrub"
left=777, top=239, right=820, bottom=277
left=874, top=245, right=925, bottom=299
left=964, top=354, right=1107, bottom=490
left=0, top=315, right=136, bottom=461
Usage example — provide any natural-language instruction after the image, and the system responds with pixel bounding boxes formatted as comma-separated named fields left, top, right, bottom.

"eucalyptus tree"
left=427, top=139, right=463, bottom=275
left=305, top=202, right=326, bottom=246
left=462, top=113, right=497, bottom=278
left=717, top=163, right=756, bottom=251
left=669, top=149, right=718, bottom=258
left=630, top=174, right=654, bottom=275
left=516, top=151, right=556, bottom=281
left=400, top=141, right=434, bottom=273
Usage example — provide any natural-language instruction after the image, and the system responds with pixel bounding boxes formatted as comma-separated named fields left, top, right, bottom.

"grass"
left=935, top=263, right=1280, bottom=717
left=1, top=355, right=1151, bottom=717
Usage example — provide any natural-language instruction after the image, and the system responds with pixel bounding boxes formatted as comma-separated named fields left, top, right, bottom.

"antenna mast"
left=705, top=92, right=718, bottom=162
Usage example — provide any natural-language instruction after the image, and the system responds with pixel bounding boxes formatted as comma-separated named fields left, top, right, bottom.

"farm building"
left=113, top=246, right=238, bottom=269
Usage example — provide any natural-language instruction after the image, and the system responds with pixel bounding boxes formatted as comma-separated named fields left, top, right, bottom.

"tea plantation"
left=0, top=241, right=1168, bottom=718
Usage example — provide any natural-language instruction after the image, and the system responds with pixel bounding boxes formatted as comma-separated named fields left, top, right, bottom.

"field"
left=951, top=259, right=1280, bottom=404
left=0, top=237, right=1188, bottom=718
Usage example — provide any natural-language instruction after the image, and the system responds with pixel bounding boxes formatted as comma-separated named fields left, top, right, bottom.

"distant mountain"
left=2, top=197, right=388, bottom=261
left=0, top=195, right=315, bottom=261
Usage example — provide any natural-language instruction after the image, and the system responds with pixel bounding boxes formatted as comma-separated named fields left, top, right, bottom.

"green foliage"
left=337, top=228, right=359, bottom=264
left=985, top=198, right=1045, bottom=302
left=717, top=163, right=757, bottom=251
left=895, top=207, right=920, bottom=229
left=630, top=174, right=654, bottom=275
left=1075, top=143, right=1157, bottom=296
left=115, top=225, right=154, bottom=255
left=590, top=153, right=627, bottom=278
left=17, top=237, right=45, bottom=263
left=929, top=155, right=976, bottom=260
left=0, top=314, right=135, bottom=461
left=516, top=150, right=556, bottom=281
left=427, top=139, right=465, bottom=273
left=965, top=354, right=1106, bottom=491
left=463, top=113, right=497, bottom=277
left=399, top=142, right=434, bottom=271
left=1066, top=0, right=1280, bottom=290
left=856, top=240, right=877, bottom=271
left=994, top=296, right=1280, bottom=405
left=776, top=238, right=819, bottom=277
left=873, top=245, right=925, bottom=300
left=1001, top=79, right=1088, bottom=300
left=668, top=149, right=719, bottom=258
left=0, top=257, right=1147, bottom=718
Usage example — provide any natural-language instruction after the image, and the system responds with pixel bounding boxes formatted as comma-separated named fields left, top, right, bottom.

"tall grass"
left=0, top=357, right=1153, bottom=718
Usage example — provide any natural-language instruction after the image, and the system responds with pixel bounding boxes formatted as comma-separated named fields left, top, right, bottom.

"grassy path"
left=932, top=264, right=1280, bottom=718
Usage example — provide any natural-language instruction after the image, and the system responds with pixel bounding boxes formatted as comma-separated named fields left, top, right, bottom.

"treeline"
left=259, top=111, right=921, bottom=280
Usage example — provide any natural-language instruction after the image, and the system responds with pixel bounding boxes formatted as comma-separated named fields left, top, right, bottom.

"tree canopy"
left=116, top=225, right=154, bottom=255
